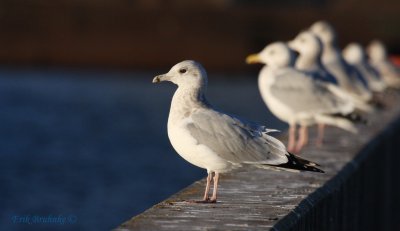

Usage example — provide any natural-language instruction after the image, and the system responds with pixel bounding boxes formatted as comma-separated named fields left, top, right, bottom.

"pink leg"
left=295, top=125, right=308, bottom=153
left=287, top=125, right=296, bottom=152
left=316, top=123, right=325, bottom=147
left=202, top=172, right=212, bottom=201
left=303, top=126, right=309, bottom=145
left=210, top=172, right=220, bottom=203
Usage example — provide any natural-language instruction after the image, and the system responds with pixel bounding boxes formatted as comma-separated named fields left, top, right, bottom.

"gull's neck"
left=259, top=65, right=282, bottom=86
left=295, top=53, right=323, bottom=72
left=169, top=85, right=210, bottom=123
left=322, top=44, right=342, bottom=64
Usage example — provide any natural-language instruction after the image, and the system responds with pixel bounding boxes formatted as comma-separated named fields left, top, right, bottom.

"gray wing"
left=186, top=109, right=288, bottom=165
left=270, top=69, right=347, bottom=114
left=341, top=57, right=369, bottom=88
left=325, top=60, right=355, bottom=91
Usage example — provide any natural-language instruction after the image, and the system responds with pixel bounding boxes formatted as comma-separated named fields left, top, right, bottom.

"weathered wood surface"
left=115, top=90, right=400, bottom=231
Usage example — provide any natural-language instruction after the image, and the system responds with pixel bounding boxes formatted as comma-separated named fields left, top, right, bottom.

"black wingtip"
left=331, top=112, right=367, bottom=124
left=371, top=100, right=386, bottom=111
left=272, top=152, right=325, bottom=173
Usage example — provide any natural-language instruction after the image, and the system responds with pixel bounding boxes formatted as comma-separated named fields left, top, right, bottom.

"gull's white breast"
left=166, top=89, right=236, bottom=173
left=167, top=118, right=234, bottom=173
left=258, top=68, right=295, bottom=124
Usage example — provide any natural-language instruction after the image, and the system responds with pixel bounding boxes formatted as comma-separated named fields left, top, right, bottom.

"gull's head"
left=367, top=40, right=387, bottom=62
left=342, top=43, right=365, bottom=64
left=288, top=31, right=323, bottom=58
left=246, top=42, right=295, bottom=69
left=152, top=60, right=208, bottom=88
left=309, top=20, right=336, bottom=45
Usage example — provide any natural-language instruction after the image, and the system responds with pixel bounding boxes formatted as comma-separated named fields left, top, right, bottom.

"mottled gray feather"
left=270, top=69, right=348, bottom=114
left=186, top=109, right=288, bottom=165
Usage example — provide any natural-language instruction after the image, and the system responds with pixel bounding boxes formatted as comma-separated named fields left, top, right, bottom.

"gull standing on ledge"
left=288, top=31, right=372, bottom=146
left=246, top=43, right=360, bottom=153
left=367, top=40, right=400, bottom=89
left=153, top=60, right=323, bottom=203
left=288, top=30, right=372, bottom=112
left=309, top=21, right=372, bottom=102
left=288, top=30, right=338, bottom=84
left=343, top=42, right=386, bottom=93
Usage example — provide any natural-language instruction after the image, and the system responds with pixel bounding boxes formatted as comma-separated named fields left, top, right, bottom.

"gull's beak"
left=152, top=74, right=168, bottom=83
left=246, top=54, right=261, bottom=64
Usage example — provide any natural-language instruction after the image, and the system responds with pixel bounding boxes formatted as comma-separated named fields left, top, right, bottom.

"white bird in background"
left=288, top=31, right=371, bottom=146
left=343, top=42, right=387, bottom=93
left=288, top=31, right=372, bottom=112
left=287, top=30, right=338, bottom=84
left=152, top=60, right=323, bottom=203
left=246, top=42, right=360, bottom=153
left=309, top=21, right=372, bottom=103
left=367, top=40, right=400, bottom=89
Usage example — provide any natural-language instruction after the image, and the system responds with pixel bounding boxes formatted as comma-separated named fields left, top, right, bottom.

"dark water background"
left=0, top=68, right=285, bottom=230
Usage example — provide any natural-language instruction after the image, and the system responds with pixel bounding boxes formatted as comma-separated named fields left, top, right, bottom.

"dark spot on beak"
left=152, top=76, right=161, bottom=83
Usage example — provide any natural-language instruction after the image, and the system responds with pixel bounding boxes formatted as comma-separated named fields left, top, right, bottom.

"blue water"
left=0, top=68, right=285, bottom=230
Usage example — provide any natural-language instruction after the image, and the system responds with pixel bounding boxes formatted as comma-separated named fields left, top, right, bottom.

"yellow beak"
left=246, top=54, right=261, bottom=64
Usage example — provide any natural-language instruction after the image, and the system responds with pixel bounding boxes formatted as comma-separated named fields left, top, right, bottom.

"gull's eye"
left=299, top=37, right=306, bottom=43
left=269, top=49, right=275, bottom=55
left=179, top=68, right=187, bottom=74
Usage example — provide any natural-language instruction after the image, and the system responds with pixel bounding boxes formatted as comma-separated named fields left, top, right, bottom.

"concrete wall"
left=273, top=118, right=400, bottom=230
left=116, top=91, right=400, bottom=230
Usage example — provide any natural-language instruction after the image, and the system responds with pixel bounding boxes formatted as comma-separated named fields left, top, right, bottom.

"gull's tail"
left=326, top=84, right=373, bottom=113
left=315, top=114, right=359, bottom=134
left=275, top=152, right=324, bottom=173
left=330, top=112, right=367, bottom=124
left=260, top=152, right=324, bottom=173
left=369, top=97, right=386, bottom=110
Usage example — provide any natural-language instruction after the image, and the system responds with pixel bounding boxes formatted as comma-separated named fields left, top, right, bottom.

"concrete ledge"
left=116, top=91, right=400, bottom=231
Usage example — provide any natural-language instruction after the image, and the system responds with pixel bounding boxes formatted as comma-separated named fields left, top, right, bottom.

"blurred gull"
left=309, top=21, right=372, bottom=102
left=288, top=30, right=337, bottom=84
left=152, top=60, right=323, bottom=203
left=343, top=42, right=386, bottom=93
left=288, top=31, right=371, bottom=146
left=247, top=42, right=360, bottom=153
left=367, top=40, right=400, bottom=89
left=288, top=31, right=371, bottom=112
